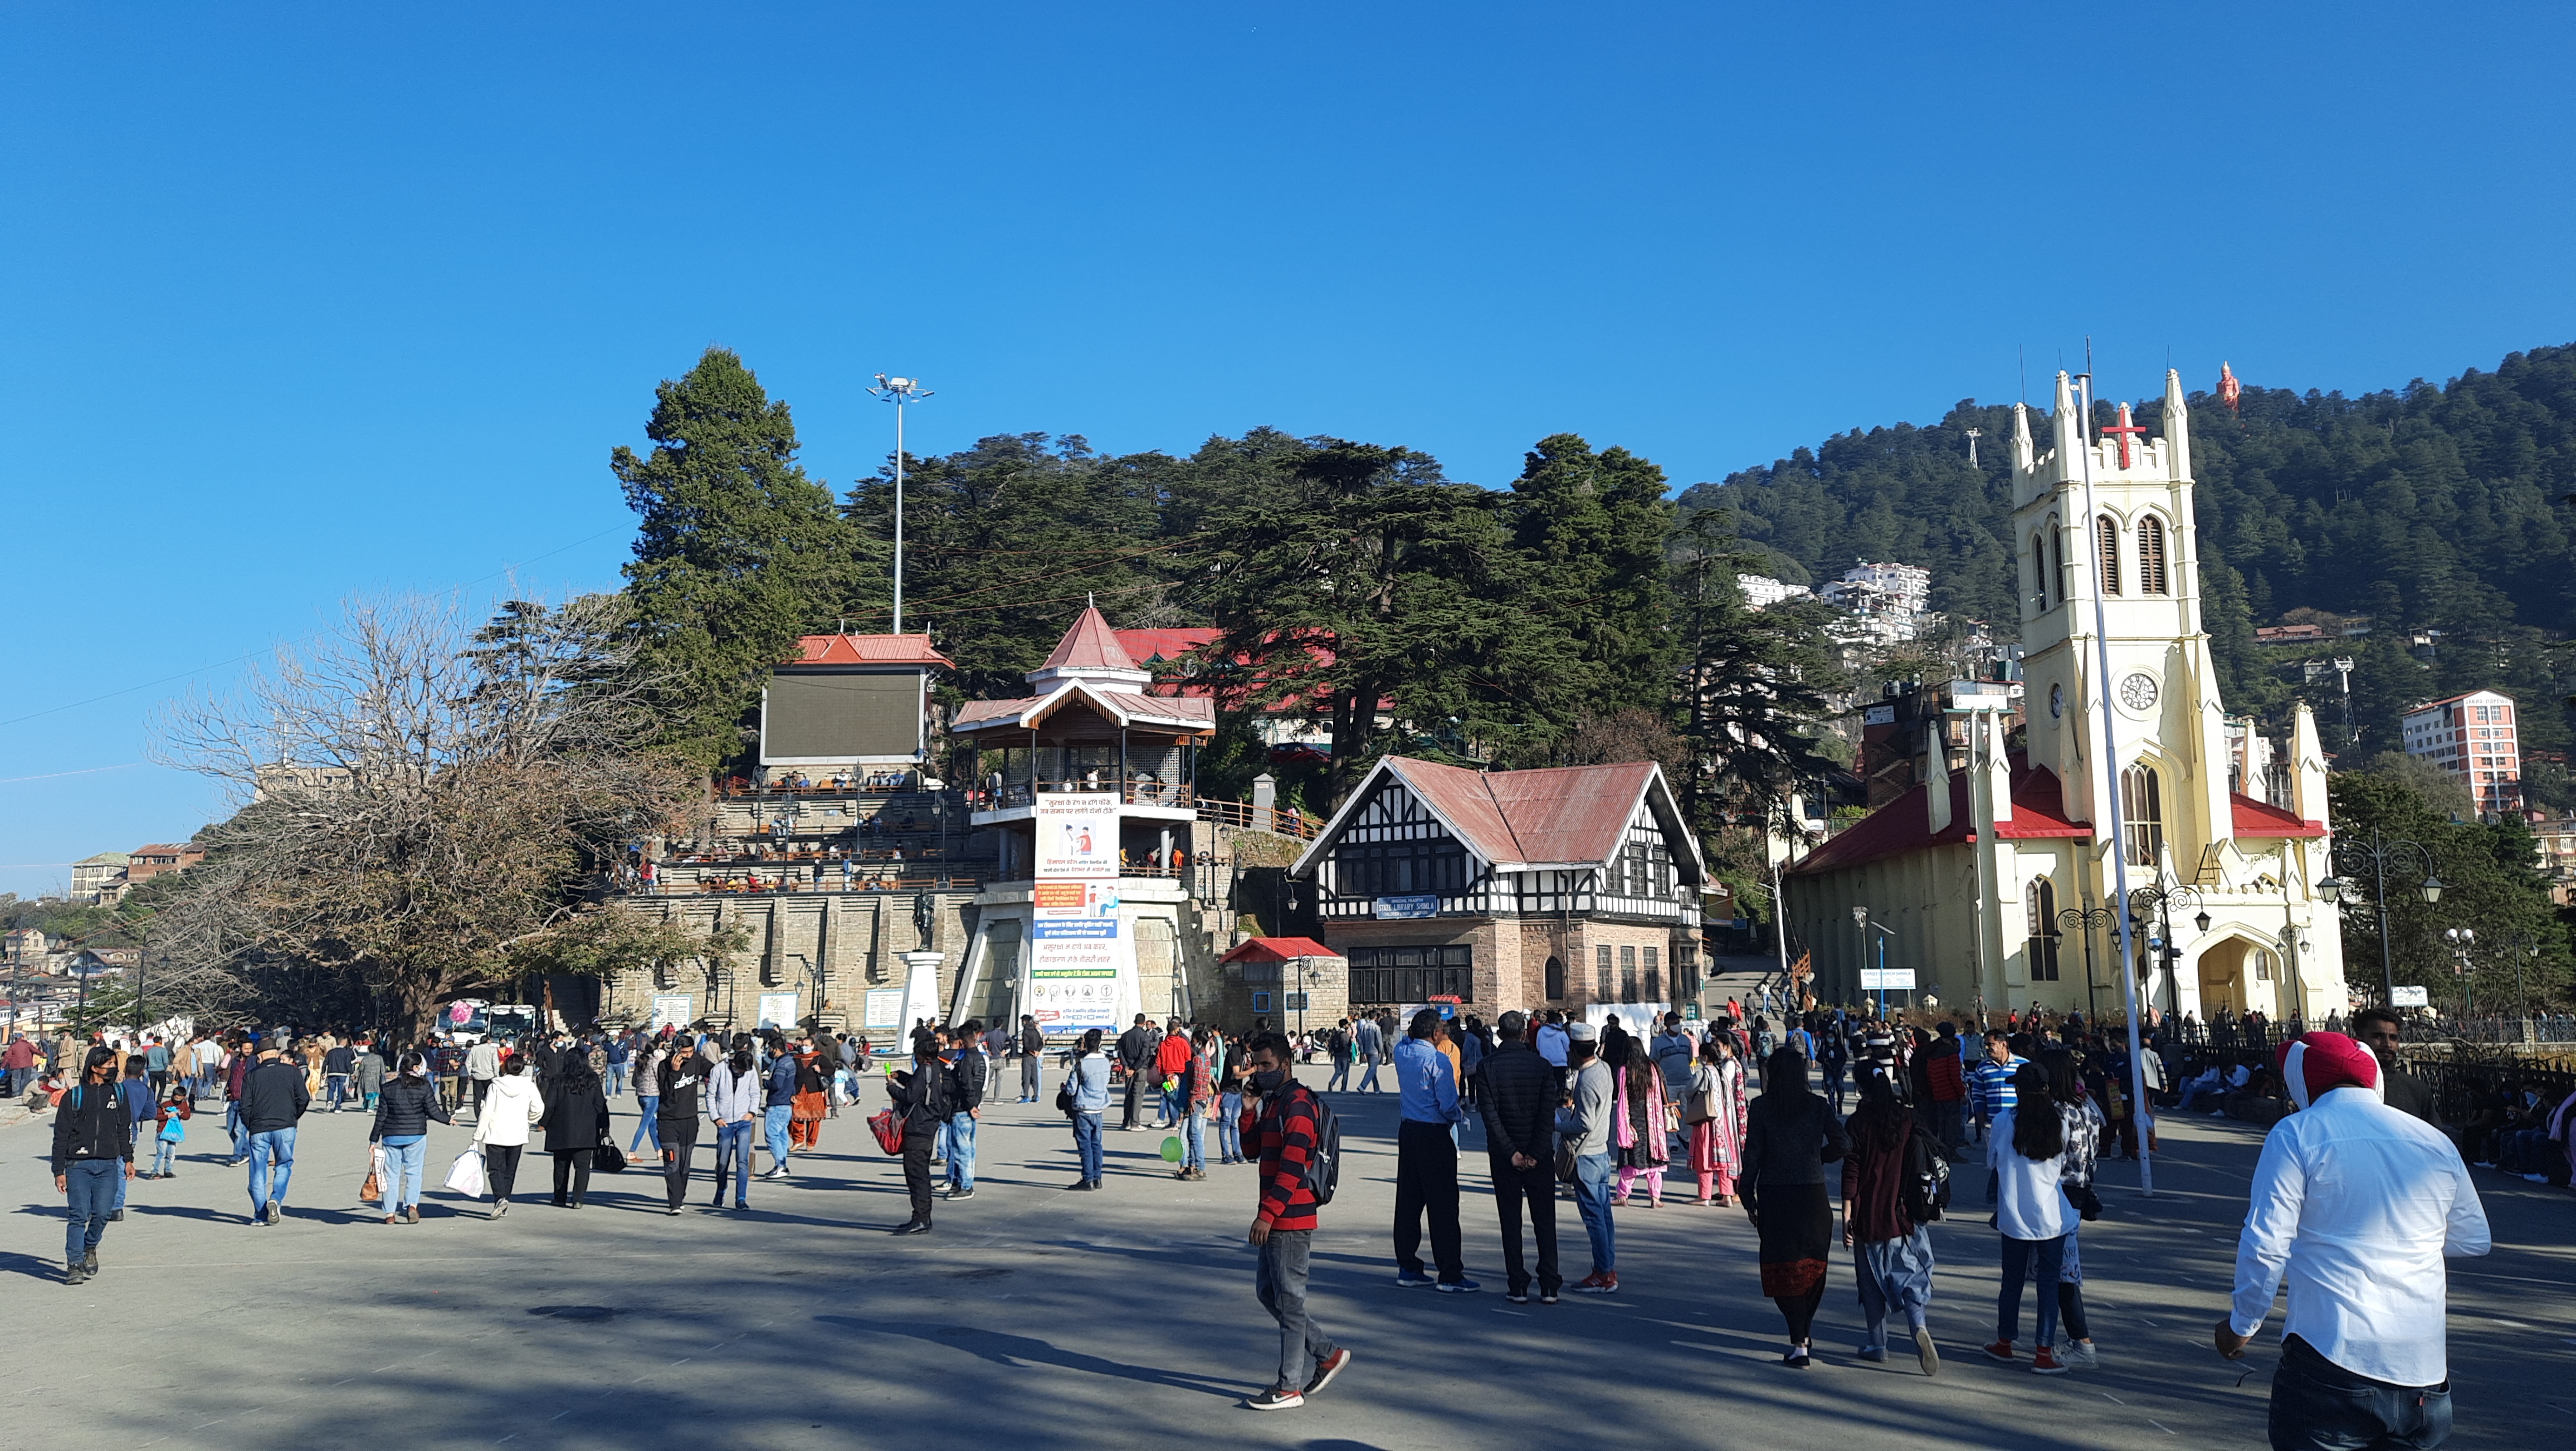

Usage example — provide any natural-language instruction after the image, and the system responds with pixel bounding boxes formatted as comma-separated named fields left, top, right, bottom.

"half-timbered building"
left=1289, top=756, right=1709, bottom=1015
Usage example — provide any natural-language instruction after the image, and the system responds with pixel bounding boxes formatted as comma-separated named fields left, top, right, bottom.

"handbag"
left=1555, top=1138, right=1580, bottom=1185
left=867, top=1106, right=905, bottom=1155
left=596, top=1142, right=628, bottom=1175
left=443, top=1147, right=488, bottom=1198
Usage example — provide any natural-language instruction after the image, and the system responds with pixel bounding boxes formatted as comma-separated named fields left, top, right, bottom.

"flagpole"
left=2074, top=364, right=2156, bottom=1198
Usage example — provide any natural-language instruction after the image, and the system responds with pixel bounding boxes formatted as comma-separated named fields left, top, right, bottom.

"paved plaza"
left=1, top=1086, right=2564, bottom=1449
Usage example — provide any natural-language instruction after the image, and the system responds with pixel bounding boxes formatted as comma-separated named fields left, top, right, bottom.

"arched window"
left=2096, top=515, right=2123, bottom=595
left=2027, top=877, right=2061, bottom=981
left=2050, top=519, right=2066, bottom=603
left=1544, top=956, right=1567, bottom=1000
left=2031, top=533, right=2048, bottom=607
left=2120, top=763, right=2164, bottom=867
left=2138, top=514, right=2170, bottom=595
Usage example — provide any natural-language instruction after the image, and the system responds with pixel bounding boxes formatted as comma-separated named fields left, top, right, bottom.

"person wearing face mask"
left=655, top=1035, right=710, bottom=1215
left=1240, top=1031, right=1350, bottom=1411
left=706, top=1034, right=762, bottom=1211
left=52, top=1046, right=135, bottom=1284
left=370, top=1050, right=453, bottom=1225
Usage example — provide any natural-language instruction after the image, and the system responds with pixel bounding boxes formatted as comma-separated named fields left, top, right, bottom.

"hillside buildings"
left=2399, top=689, right=2521, bottom=815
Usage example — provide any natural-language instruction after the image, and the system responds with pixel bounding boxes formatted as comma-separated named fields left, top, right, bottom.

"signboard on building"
left=1860, top=967, right=1917, bottom=991
left=863, top=989, right=905, bottom=1028
left=1034, top=880, right=1118, bottom=917
left=1863, top=705, right=1896, bottom=726
left=1030, top=914, right=1124, bottom=1031
left=1035, top=792, right=1121, bottom=879
left=1374, top=894, right=1440, bottom=919
left=2390, top=985, right=2430, bottom=1008
left=755, top=992, right=800, bottom=1030
left=649, top=995, right=693, bottom=1030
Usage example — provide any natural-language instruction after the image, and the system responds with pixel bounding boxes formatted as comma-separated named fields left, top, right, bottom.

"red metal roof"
left=2232, top=793, right=2328, bottom=839
left=1041, top=607, right=1141, bottom=673
left=1786, top=757, right=2091, bottom=877
left=789, top=634, right=953, bottom=668
left=1113, top=626, right=1219, bottom=664
left=1383, top=757, right=1662, bottom=867
left=1219, top=936, right=1340, bottom=964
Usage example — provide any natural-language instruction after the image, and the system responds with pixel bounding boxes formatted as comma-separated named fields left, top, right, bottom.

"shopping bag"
left=443, top=1147, right=487, bottom=1198
left=360, top=1144, right=385, bottom=1204
left=596, top=1142, right=628, bottom=1175
left=866, top=1107, right=904, bottom=1155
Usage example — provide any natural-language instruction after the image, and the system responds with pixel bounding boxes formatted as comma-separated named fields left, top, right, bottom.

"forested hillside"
left=1682, top=342, right=2576, bottom=775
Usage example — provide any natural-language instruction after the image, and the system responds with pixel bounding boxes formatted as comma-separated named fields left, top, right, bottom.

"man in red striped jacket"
left=1242, top=1031, right=1352, bottom=1411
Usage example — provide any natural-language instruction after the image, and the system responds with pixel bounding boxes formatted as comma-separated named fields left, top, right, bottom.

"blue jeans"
left=947, top=1112, right=978, bottom=1192
left=1218, top=1094, right=1244, bottom=1160
left=379, top=1134, right=423, bottom=1210
left=326, top=1074, right=350, bottom=1111
left=64, top=1157, right=118, bottom=1262
left=764, top=1104, right=794, bottom=1167
left=248, top=1127, right=299, bottom=1213
left=152, top=1136, right=178, bottom=1175
left=1183, top=1107, right=1206, bottom=1171
left=2270, top=1332, right=2450, bottom=1450
left=630, top=1096, right=662, bottom=1152
left=1158, top=1082, right=1183, bottom=1125
left=607, top=1062, right=627, bottom=1097
left=1572, top=1152, right=1617, bottom=1275
left=1997, top=1234, right=2066, bottom=1347
left=714, top=1119, right=754, bottom=1204
left=1073, top=1111, right=1104, bottom=1181
left=226, top=1102, right=248, bottom=1160
left=1359, top=1059, right=1384, bottom=1092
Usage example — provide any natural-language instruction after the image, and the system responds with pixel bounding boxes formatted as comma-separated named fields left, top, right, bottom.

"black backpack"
left=1294, top=1086, right=1343, bottom=1207
left=1901, top=1124, right=1950, bottom=1224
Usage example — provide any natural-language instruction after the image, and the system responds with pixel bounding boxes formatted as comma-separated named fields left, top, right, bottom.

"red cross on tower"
left=2101, top=401, right=2148, bottom=469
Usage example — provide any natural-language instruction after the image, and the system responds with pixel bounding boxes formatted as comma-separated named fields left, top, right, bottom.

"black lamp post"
left=2442, top=927, right=2476, bottom=1020
left=2123, top=881, right=2209, bottom=1024
left=2493, top=932, right=2538, bottom=1027
left=2316, top=829, right=2443, bottom=1007
left=2057, top=903, right=2117, bottom=1023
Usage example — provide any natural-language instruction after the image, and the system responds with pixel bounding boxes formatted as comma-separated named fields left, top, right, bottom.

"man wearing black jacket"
left=1117, top=1015, right=1155, bottom=1131
left=239, top=1043, right=313, bottom=1225
left=1017, top=1016, right=1045, bottom=1103
left=946, top=1020, right=988, bottom=1201
left=1477, top=1011, right=1562, bottom=1304
left=887, top=1031, right=955, bottom=1235
left=52, top=1046, right=134, bottom=1286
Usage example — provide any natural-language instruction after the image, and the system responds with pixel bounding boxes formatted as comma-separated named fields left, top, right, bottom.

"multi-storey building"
left=1738, top=574, right=1814, bottom=610
left=2400, top=689, right=2521, bottom=816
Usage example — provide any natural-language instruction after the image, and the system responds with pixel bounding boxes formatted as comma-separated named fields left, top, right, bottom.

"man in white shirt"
left=2218, top=1031, right=2489, bottom=1450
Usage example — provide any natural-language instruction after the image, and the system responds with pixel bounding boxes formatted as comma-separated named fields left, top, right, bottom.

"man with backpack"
left=1817, top=1017, right=1851, bottom=1116
left=1241, top=1031, right=1351, bottom=1411
left=1324, top=1021, right=1354, bottom=1092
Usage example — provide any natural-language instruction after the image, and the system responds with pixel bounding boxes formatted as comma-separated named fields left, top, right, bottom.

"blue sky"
left=4, top=2, right=2572, bottom=898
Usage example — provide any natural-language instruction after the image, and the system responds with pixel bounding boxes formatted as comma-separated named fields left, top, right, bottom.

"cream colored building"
left=1787, top=371, right=2349, bottom=1024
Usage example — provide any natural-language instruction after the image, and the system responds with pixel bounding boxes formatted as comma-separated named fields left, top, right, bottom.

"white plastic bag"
left=443, top=1147, right=487, bottom=1198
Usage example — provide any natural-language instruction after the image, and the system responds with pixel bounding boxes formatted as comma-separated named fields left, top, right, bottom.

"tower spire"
left=2163, top=368, right=2191, bottom=480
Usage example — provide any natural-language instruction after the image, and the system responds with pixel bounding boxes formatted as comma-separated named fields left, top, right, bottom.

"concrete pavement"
left=0, top=1079, right=2563, bottom=1449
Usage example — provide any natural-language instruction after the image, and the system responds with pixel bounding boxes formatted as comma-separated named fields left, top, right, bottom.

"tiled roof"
left=1041, top=607, right=1140, bottom=673
left=2232, top=793, right=2328, bottom=839
left=950, top=683, right=1216, bottom=734
left=1113, top=627, right=1219, bottom=664
left=1377, top=757, right=1667, bottom=869
left=1786, top=757, right=2092, bottom=877
left=790, top=634, right=953, bottom=668
left=1219, top=936, right=1340, bottom=964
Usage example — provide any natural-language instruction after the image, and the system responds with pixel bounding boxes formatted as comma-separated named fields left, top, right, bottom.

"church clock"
left=2118, top=671, right=2160, bottom=712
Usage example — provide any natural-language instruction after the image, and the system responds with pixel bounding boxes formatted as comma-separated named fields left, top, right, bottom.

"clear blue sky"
left=4, top=2, right=2572, bottom=898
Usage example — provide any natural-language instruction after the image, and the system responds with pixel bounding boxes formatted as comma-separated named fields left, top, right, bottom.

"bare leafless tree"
left=149, top=593, right=717, bottom=1039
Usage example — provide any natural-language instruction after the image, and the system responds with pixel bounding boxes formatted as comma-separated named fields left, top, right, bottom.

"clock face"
left=2049, top=683, right=2064, bottom=719
left=2119, top=672, right=2160, bottom=712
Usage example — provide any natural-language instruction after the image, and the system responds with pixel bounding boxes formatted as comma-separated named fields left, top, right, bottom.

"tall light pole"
left=2071, top=364, right=2155, bottom=1195
left=2317, top=830, right=2443, bottom=1007
left=2442, top=927, right=2476, bottom=1020
left=2058, top=902, right=2116, bottom=1024
left=2494, top=931, right=2538, bottom=1026
left=1851, top=905, right=1868, bottom=1013
left=867, top=374, right=934, bottom=635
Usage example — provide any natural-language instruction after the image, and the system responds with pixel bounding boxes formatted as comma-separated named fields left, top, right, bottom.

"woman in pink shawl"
left=1611, top=1046, right=1674, bottom=1206
left=1687, top=1034, right=1749, bottom=1206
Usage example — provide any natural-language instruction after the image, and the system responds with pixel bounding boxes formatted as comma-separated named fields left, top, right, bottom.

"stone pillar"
left=1251, top=773, right=1276, bottom=832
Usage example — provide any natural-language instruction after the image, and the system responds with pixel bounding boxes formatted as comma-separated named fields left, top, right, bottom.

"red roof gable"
left=1042, top=607, right=1140, bottom=673
left=790, top=634, right=953, bottom=668
left=1219, top=936, right=1340, bottom=964
left=1113, top=627, right=1219, bottom=664
left=1787, top=756, right=2091, bottom=877
left=1381, top=757, right=1665, bottom=868
left=2232, top=793, right=2328, bottom=839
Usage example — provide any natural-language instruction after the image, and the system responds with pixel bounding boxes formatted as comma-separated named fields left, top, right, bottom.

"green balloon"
left=1160, top=1136, right=1184, bottom=1162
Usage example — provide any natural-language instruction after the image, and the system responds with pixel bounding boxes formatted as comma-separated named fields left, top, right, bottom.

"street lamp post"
left=1851, top=905, right=1871, bottom=1015
left=2492, top=931, right=2538, bottom=1029
left=866, top=374, right=934, bottom=636
left=2057, top=903, right=2117, bottom=1024
left=2123, top=881, right=2209, bottom=1026
left=2316, top=829, right=2443, bottom=1007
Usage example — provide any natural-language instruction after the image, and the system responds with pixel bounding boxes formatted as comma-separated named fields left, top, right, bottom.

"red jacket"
left=1156, top=1033, right=1194, bottom=1077
left=1929, top=1048, right=1967, bottom=1104
left=1247, top=1083, right=1324, bottom=1231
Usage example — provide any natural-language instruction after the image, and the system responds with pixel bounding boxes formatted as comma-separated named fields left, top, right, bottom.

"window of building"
left=2138, top=515, right=2169, bottom=595
left=2096, top=515, right=2122, bottom=595
left=1619, top=944, right=1638, bottom=1001
left=2026, top=877, right=2061, bottom=981
left=1252, top=990, right=1272, bottom=1014
left=2253, top=949, right=2273, bottom=982
left=1643, top=944, right=1661, bottom=1001
left=1596, top=944, right=1613, bottom=1001
left=2050, top=522, right=2067, bottom=603
left=2121, top=763, right=2164, bottom=868
left=1346, top=945, right=1474, bottom=1004
left=1544, top=956, right=1567, bottom=1000
left=1333, top=834, right=1470, bottom=898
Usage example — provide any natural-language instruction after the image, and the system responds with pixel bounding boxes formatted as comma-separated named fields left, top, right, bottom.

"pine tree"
left=1503, top=434, right=1681, bottom=718
left=614, top=348, right=862, bottom=771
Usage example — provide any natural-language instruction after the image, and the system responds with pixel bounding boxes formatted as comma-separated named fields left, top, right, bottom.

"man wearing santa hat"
left=2218, top=1031, right=2489, bottom=1449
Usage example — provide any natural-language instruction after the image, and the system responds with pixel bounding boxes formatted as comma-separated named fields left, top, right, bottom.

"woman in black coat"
left=1740, top=1046, right=1852, bottom=1368
left=539, top=1053, right=612, bottom=1209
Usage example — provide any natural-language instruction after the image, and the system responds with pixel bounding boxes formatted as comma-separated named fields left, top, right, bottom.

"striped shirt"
left=1967, top=1053, right=2026, bottom=1120
left=1250, top=1083, right=1325, bottom=1231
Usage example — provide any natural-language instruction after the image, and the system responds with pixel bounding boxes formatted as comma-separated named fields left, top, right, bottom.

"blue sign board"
left=1373, top=894, right=1440, bottom=920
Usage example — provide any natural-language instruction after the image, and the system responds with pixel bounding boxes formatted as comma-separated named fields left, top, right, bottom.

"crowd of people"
left=19, top=994, right=2530, bottom=1444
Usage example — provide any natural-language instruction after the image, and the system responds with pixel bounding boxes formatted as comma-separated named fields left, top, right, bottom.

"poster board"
left=755, top=992, right=800, bottom=1030
left=1030, top=916, right=1122, bottom=1031
left=1034, top=792, right=1120, bottom=879
left=649, top=995, right=694, bottom=1030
